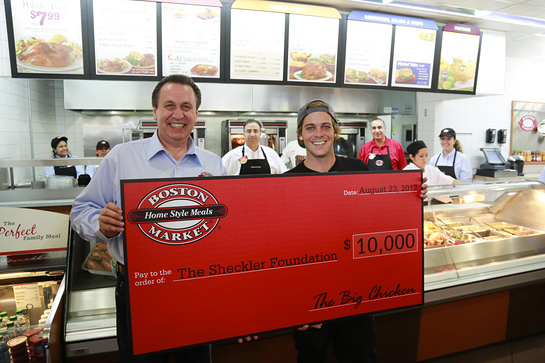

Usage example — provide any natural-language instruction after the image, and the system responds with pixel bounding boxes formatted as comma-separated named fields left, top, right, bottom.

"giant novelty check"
left=121, top=170, right=424, bottom=357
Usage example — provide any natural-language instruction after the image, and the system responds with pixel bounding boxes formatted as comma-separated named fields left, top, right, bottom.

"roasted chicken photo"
left=16, top=34, right=80, bottom=68
left=302, top=61, right=327, bottom=80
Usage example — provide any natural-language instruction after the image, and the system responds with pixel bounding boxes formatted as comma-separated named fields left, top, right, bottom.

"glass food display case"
left=62, top=231, right=118, bottom=361
left=423, top=179, right=545, bottom=291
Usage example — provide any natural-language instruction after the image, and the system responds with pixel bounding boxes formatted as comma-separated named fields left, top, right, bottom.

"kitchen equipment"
left=336, top=120, right=367, bottom=158
left=126, top=119, right=207, bottom=148
left=46, top=176, right=75, bottom=189
left=476, top=148, right=518, bottom=177
left=507, top=155, right=525, bottom=176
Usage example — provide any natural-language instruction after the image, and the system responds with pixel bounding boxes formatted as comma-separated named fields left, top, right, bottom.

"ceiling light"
left=386, top=1, right=480, bottom=18
left=482, top=13, right=545, bottom=29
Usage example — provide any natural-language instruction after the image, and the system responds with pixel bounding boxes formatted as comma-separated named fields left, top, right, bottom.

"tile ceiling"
left=301, top=0, right=545, bottom=62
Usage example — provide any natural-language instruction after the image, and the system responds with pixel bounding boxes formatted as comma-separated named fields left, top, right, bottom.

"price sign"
left=29, top=11, right=60, bottom=26
left=7, top=0, right=84, bottom=75
left=122, top=171, right=423, bottom=357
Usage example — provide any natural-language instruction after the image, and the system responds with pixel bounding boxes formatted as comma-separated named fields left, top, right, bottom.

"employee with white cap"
left=429, top=128, right=472, bottom=183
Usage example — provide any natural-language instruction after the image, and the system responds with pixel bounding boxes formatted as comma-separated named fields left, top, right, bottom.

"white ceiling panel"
left=496, top=4, right=545, bottom=18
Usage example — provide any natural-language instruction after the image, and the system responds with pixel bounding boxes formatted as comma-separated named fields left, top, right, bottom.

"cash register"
left=476, top=147, right=518, bottom=177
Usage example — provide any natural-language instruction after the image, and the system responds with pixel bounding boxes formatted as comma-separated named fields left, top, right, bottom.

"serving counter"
left=57, top=179, right=545, bottom=362
left=374, top=179, right=545, bottom=362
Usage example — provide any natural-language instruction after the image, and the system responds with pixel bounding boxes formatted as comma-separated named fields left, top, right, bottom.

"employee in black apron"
left=44, top=136, right=85, bottom=179
left=358, top=118, right=407, bottom=170
left=222, top=120, right=287, bottom=175
left=367, top=146, right=394, bottom=170
left=429, top=128, right=473, bottom=183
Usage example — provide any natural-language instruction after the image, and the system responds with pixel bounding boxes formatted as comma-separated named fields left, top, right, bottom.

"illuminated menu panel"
left=230, top=8, right=285, bottom=81
left=162, top=3, right=222, bottom=78
left=93, top=0, right=157, bottom=77
left=8, top=0, right=84, bottom=75
left=287, top=14, right=339, bottom=83
left=391, top=18, right=437, bottom=89
left=346, top=11, right=437, bottom=89
left=345, top=18, right=392, bottom=86
left=437, top=23, right=481, bottom=92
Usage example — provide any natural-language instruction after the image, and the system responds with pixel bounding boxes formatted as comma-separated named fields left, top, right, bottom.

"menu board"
left=92, top=0, right=157, bottom=77
left=7, top=0, right=84, bottom=75
left=437, top=23, right=481, bottom=92
left=391, top=16, right=438, bottom=89
left=345, top=13, right=393, bottom=86
left=162, top=2, right=222, bottom=78
left=288, top=14, right=339, bottom=83
left=230, top=8, right=285, bottom=81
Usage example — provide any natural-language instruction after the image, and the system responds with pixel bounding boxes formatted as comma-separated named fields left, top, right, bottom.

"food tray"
left=81, top=242, right=117, bottom=276
left=483, top=221, right=517, bottom=230
left=503, top=226, right=542, bottom=237
left=448, top=232, right=480, bottom=245
left=470, top=227, right=511, bottom=240
left=424, top=231, right=452, bottom=248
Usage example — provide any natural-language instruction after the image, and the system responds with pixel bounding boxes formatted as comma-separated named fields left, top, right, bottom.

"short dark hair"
left=244, top=119, right=263, bottom=131
left=151, top=74, right=202, bottom=110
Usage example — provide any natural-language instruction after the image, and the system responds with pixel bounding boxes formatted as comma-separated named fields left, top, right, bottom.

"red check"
left=121, top=171, right=424, bottom=357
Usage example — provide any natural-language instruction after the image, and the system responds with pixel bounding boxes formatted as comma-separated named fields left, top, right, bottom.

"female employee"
left=44, top=136, right=85, bottom=179
left=222, top=119, right=287, bottom=175
left=428, top=128, right=472, bottom=183
left=404, top=140, right=463, bottom=185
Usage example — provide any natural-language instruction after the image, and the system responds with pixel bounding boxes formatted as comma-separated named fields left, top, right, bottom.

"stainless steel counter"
left=0, top=187, right=83, bottom=207
left=65, top=286, right=118, bottom=358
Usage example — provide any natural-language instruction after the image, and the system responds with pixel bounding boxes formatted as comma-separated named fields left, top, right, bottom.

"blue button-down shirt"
left=70, top=132, right=226, bottom=263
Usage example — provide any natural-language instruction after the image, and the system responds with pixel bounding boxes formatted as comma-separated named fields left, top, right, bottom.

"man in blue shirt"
left=70, top=74, right=225, bottom=362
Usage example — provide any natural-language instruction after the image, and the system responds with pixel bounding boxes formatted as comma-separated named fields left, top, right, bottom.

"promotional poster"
left=121, top=171, right=424, bottom=356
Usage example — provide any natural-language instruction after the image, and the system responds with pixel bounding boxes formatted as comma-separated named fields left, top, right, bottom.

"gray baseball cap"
left=297, top=99, right=338, bottom=127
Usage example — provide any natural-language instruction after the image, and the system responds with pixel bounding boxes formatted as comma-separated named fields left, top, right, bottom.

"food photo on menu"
left=438, top=55, right=476, bottom=90
left=345, top=67, right=388, bottom=84
left=190, top=64, right=218, bottom=76
left=164, top=4, right=219, bottom=21
left=15, top=33, right=83, bottom=72
left=417, top=29, right=435, bottom=42
left=97, top=51, right=156, bottom=75
left=395, top=67, right=417, bottom=84
left=289, top=51, right=336, bottom=82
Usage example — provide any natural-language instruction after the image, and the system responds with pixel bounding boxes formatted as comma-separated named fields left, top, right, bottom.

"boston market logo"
left=127, top=184, right=228, bottom=245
